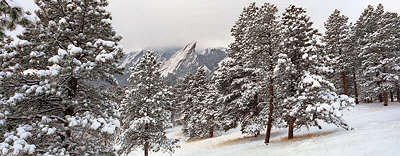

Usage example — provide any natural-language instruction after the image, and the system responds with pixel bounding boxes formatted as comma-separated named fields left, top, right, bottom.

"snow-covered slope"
left=129, top=103, right=400, bottom=156
left=159, top=41, right=227, bottom=85
left=116, top=47, right=181, bottom=86
left=160, top=41, right=198, bottom=77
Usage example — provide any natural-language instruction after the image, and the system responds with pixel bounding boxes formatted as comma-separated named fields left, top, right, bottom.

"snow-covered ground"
left=130, top=103, right=400, bottom=156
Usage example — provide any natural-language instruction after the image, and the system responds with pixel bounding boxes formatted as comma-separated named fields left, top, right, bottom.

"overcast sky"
left=18, top=0, right=400, bottom=52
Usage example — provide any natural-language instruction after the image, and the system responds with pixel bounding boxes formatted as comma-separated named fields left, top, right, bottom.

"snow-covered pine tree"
left=359, top=5, right=400, bottom=106
left=211, top=59, right=240, bottom=130
left=181, top=67, right=213, bottom=138
left=119, top=51, right=178, bottom=156
left=231, top=3, right=266, bottom=137
left=350, top=5, right=383, bottom=103
left=276, top=5, right=355, bottom=140
left=244, top=3, right=282, bottom=144
left=0, top=0, right=31, bottom=38
left=0, top=1, right=32, bottom=151
left=214, top=3, right=282, bottom=139
left=212, top=3, right=266, bottom=137
left=202, top=77, right=223, bottom=138
left=175, top=72, right=193, bottom=125
left=323, top=9, right=351, bottom=96
left=0, top=0, right=123, bottom=155
left=229, top=2, right=258, bottom=61
left=172, top=73, right=193, bottom=126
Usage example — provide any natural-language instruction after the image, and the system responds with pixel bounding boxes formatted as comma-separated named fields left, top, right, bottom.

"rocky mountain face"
left=116, top=47, right=180, bottom=86
left=117, top=42, right=227, bottom=86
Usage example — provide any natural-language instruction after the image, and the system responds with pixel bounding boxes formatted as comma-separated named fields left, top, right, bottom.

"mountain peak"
left=182, top=41, right=197, bottom=54
left=117, top=42, right=227, bottom=86
left=160, top=41, right=197, bottom=77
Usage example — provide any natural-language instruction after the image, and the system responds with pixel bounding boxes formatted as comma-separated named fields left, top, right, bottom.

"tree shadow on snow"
left=272, top=130, right=337, bottom=143
left=215, top=130, right=337, bottom=148
left=215, top=131, right=286, bottom=148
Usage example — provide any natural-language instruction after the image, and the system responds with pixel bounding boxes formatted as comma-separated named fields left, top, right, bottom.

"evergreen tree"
left=0, top=1, right=33, bottom=155
left=172, top=73, right=192, bottom=126
left=350, top=4, right=383, bottom=103
left=181, top=67, right=216, bottom=138
left=275, top=5, right=354, bottom=140
left=119, top=51, right=178, bottom=156
left=359, top=5, right=400, bottom=106
left=202, top=77, right=222, bottom=138
left=323, top=9, right=351, bottom=96
left=245, top=3, right=281, bottom=144
left=211, top=59, right=241, bottom=131
left=0, top=0, right=123, bottom=155
left=0, top=0, right=31, bottom=38
left=213, top=3, right=266, bottom=136
left=176, top=72, right=194, bottom=127
left=213, top=3, right=283, bottom=139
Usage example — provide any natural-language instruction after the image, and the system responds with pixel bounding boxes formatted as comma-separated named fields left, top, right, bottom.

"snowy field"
left=130, top=103, right=400, bottom=156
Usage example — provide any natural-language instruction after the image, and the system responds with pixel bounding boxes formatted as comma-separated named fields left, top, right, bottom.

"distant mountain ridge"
left=117, top=42, right=227, bottom=86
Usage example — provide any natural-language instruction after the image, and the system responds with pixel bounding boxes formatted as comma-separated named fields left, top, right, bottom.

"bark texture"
left=390, top=91, right=394, bottom=102
left=341, top=72, right=349, bottom=96
left=288, top=117, right=295, bottom=140
left=144, top=142, right=149, bottom=156
left=209, top=126, right=214, bottom=138
left=398, top=88, right=400, bottom=102
left=353, top=72, right=359, bottom=104
left=384, top=92, right=388, bottom=106
left=265, top=83, right=274, bottom=145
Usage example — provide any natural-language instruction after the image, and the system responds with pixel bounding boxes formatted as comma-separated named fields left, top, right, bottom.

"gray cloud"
left=108, top=0, right=400, bottom=52
left=18, top=0, right=400, bottom=52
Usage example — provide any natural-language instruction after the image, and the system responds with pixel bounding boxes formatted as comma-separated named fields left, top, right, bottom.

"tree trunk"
left=379, top=94, right=383, bottom=103
left=209, top=126, right=214, bottom=138
left=62, top=77, right=78, bottom=150
left=144, top=142, right=149, bottom=156
left=68, top=77, right=78, bottom=98
left=171, top=113, right=175, bottom=126
left=390, top=91, right=394, bottom=102
left=353, top=72, right=359, bottom=104
left=341, top=72, right=349, bottom=96
left=265, top=83, right=274, bottom=145
left=288, top=117, right=295, bottom=140
left=384, top=92, right=388, bottom=106
left=398, top=88, right=400, bottom=103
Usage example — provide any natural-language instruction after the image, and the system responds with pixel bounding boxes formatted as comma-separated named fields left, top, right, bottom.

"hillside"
left=129, top=103, right=400, bottom=156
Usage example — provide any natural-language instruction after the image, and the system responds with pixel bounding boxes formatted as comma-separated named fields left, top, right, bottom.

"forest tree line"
left=169, top=1, right=400, bottom=151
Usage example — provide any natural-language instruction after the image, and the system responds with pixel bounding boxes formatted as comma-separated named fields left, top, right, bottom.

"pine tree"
left=0, top=0, right=123, bottom=155
left=202, top=78, right=222, bottom=138
left=350, top=4, right=383, bottom=103
left=229, top=2, right=258, bottom=61
left=211, top=59, right=240, bottom=131
left=276, top=5, right=354, bottom=140
left=119, top=51, right=178, bottom=156
left=172, top=73, right=193, bottom=126
left=0, top=0, right=31, bottom=38
left=359, top=5, right=400, bottom=106
left=179, top=68, right=212, bottom=138
left=213, top=3, right=266, bottom=136
left=0, top=1, right=34, bottom=154
left=246, top=3, right=281, bottom=144
left=175, top=72, right=193, bottom=125
left=323, top=9, right=351, bottom=96
left=213, top=3, right=284, bottom=139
